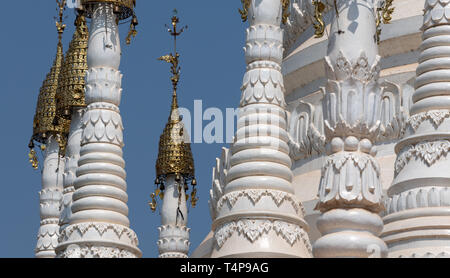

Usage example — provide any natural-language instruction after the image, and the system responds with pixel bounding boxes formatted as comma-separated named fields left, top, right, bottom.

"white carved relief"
left=399, top=252, right=450, bottom=258
left=423, top=0, right=450, bottom=29
left=59, top=222, right=139, bottom=247
left=214, top=219, right=312, bottom=252
left=159, top=253, right=189, bottom=258
left=288, top=100, right=326, bottom=160
left=36, top=229, right=59, bottom=252
left=395, top=140, right=450, bottom=177
left=61, top=245, right=136, bottom=258
left=217, top=189, right=305, bottom=216
left=209, top=147, right=230, bottom=221
left=386, top=186, right=450, bottom=214
left=317, top=152, right=383, bottom=212
left=245, top=25, right=284, bottom=63
left=378, top=81, right=409, bottom=141
left=328, top=51, right=381, bottom=83
left=81, top=105, right=123, bottom=146
left=241, top=62, right=286, bottom=107
left=408, top=110, right=450, bottom=131
left=323, top=51, right=383, bottom=141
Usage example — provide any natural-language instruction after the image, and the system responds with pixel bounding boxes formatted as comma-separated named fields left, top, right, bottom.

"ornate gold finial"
left=29, top=0, right=70, bottom=169
left=239, top=0, right=290, bottom=25
left=56, top=0, right=67, bottom=41
left=158, top=9, right=187, bottom=93
left=376, top=0, right=395, bottom=44
left=152, top=11, right=197, bottom=213
left=56, top=9, right=89, bottom=123
left=313, top=0, right=326, bottom=38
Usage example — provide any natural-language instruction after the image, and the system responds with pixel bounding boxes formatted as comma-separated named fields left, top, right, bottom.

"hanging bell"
left=132, top=16, right=139, bottom=26
left=149, top=193, right=157, bottom=212
left=28, top=140, right=35, bottom=149
left=191, top=188, right=198, bottom=208
left=77, top=5, right=85, bottom=13
left=155, top=177, right=160, bottom=185
left=28, top=148, right=39, bottom=170
left=191, top=178, right=197, bottom=186
left=113, top=5, right=121, bottom=14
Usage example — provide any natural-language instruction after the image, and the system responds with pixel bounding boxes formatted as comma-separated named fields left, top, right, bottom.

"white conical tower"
left=55, top=9, right=89, bottom=247
left=151, top=14, right=197, bottom=258
left=30, top=0, right=70, bottom=258
left=56, top=0, right=141, bottom=258
left=313, top=0, right=389, bottom=258
left=382, top=0, right=450, bottom=258
left=209, top=0, right=312, bottom=258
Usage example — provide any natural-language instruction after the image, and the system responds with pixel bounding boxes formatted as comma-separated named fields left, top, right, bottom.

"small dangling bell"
left=28, top=140, right=34, bottom=149
left=113, top=5, right=121, bottom=14
left=132, top=16, right=139, bottom=26
left=191, top=178, right=197, bottom=186
left=191, top=188, right=198, bottom=208
left=149, top=193, right=157, bottom=212
left=77, top=5, right=85, bottom=13
left=28, top=147, right=39, bottom=170
left=155, top=177, right=160, bottom=185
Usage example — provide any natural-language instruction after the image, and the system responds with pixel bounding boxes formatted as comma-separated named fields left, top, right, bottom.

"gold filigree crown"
left=81, top=0, right=135, bottom=20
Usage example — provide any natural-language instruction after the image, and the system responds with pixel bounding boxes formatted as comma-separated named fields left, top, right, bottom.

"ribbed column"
left=56, top=3, right=141, bottom=258
left=210, top=0, right=312, bottom=258
left=157, top=175, right=190, bottom=258
left=313, top=0, right=388, bottom=258
left=36, top=136, right=64, bottom=258
left=56, top=108, right=83, bottom=250
left=382, top=0, right=450, bottom=258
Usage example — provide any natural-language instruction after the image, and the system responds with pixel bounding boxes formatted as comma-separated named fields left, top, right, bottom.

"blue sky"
left=0, top=0, right=246, bottom=258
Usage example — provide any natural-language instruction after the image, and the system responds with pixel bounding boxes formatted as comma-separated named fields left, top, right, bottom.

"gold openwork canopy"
left=150, top=12, right=197, bottom=212
left=29, top=0, right=71, bottom=169
left=56, top=10, right=89, bottom=120
left=81, top=0, right=135, bottom=20
left=155, top=93, right=195, bottom=180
